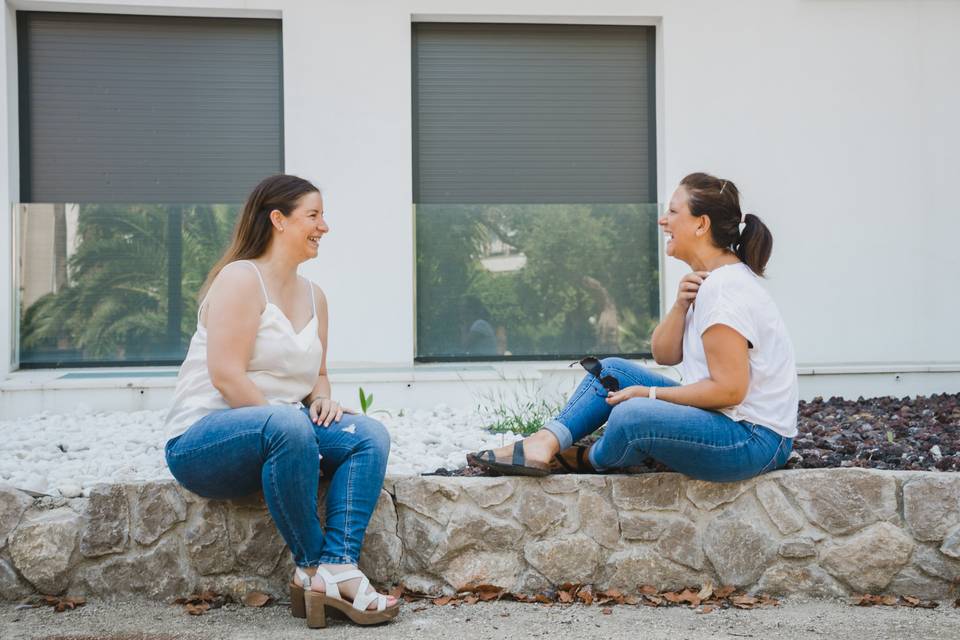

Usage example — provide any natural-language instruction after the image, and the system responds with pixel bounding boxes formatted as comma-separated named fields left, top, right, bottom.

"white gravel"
left=0, top=405, right=521, bottom=497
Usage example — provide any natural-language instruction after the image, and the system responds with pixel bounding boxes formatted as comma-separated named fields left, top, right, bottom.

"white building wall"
left=1, top=0, right=958, bottom=410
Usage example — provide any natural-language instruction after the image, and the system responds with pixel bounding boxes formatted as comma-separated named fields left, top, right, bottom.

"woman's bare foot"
left=487, top=430, right=562, bottom=467
left=294, top=565, right=398, bottom=610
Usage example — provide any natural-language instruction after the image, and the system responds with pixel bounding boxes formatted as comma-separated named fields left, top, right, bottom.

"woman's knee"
left=349, top=416, right=391, bottom=455
left=263, top=405, right=316, bottom=449
left=600, top=356, right=631, bottom=371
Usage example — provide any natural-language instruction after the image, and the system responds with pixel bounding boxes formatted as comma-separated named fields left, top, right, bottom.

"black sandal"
left=466, top=441, right=551, bottom=477
left=551, top=445, right=596, bottom=474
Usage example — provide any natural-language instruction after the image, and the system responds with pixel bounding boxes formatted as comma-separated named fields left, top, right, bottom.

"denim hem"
left=317, top=555, right=358, bottom=565
left=587, top=444, right=609, bottom=472
left=543, top=420, right=573, bottom=450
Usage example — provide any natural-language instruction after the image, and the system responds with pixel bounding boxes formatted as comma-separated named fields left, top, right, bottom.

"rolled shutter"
left=19, top=11, right=282, bottom=203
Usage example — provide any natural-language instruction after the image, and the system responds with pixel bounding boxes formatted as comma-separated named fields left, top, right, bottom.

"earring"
left=280, top=226, right=285, bottom=232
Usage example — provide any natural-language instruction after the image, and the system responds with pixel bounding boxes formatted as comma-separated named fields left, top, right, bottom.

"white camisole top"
left=164, top=260, right=324, bottom=441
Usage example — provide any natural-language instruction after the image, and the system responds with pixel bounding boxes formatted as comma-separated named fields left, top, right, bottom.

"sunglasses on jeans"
left=571, top=356, right=620, bottom=393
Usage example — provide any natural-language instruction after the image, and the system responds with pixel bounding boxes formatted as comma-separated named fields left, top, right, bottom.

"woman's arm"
left=205, top=265, right=269, bottom=407
left=608, top=324, right=750, bottom=410
left=303, top=284, right=344, bottom=426
left=651, top=271, right=709, bottom=365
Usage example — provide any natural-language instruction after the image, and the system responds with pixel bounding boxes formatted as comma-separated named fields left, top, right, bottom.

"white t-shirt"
left=677, top=262, right=799, bottom=438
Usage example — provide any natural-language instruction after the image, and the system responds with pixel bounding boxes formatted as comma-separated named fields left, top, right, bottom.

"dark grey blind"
left=413, top=23, right=655, bottom=204
left=19, top=12, right=282, bottom=203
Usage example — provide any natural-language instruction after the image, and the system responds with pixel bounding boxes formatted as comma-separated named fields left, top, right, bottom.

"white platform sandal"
left=291, top=566, right=399, bottom=628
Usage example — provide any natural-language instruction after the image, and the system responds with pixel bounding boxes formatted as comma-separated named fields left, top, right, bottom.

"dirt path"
left=3, top=598, right=959, bottom=640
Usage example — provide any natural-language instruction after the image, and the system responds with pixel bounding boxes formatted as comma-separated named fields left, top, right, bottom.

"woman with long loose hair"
left=470, top=172, right=798, bottom=482
left=165, top=175, right=399, bottom=628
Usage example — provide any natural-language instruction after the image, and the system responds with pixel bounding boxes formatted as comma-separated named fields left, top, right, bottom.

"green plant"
left=476, top=379, right=566, bottom=436
left=887, top=430, right=895, bottom=444
left=358, top=387, right=374, bottom=415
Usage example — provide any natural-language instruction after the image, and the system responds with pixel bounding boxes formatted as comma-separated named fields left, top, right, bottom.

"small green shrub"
left=477, top=380, right=566, bottom=436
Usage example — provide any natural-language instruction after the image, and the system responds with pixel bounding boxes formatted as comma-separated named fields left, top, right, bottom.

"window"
left=413, top=23, right=659, bottom=360
left=15, top=12, right=282, bottom=367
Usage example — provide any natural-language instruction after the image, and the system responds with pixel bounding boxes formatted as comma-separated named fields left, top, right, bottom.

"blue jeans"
left=544, top=358, right=792, bottom=482
left=165, top=405, right=390, bottom=566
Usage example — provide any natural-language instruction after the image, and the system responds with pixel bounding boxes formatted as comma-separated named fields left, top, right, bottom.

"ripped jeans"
left=544, top=358, right=791, bottom=482
left=165, top=405, right=390, bottom=566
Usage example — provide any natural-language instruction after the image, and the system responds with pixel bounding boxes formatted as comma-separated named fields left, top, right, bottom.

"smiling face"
left=271, top=191, right=328, bottom=261
left=659, top=185, right=706, bottom=264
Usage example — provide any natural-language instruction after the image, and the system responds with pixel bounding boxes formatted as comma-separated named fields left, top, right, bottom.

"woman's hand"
left=605, top=385, right=649, bottom=406
left=675, top=271, right=709, bottom=312
left=309, top=397, right=345, bottom=427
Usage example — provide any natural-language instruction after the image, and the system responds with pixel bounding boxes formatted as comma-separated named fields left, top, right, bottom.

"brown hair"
left=199, top=174, right=320, bottom=299
left=679, top=172, right=773, bottom=276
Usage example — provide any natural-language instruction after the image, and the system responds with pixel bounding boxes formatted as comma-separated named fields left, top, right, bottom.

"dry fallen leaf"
left=432, top=596, right=453, bottom=606
left=638, top=585, right=658, bottom=595
left=699, top=605, right=716, bottom=614
left=601, top=607, right=613, bottom=615
left=242, top=591, right=270, bottom=608
left=696, top=583, right=714, bottom=601
left=714, top=585, right=736, bottom=599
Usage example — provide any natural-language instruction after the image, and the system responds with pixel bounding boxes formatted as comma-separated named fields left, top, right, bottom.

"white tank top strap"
left=307, top=278, right=317, bottom=319
left=237, top=260, right=270, bottom=305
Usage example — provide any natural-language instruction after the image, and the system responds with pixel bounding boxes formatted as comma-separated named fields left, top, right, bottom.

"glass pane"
left=415, top=203, right=660, bottom=360
left=16, top=203, right=240, bottom=367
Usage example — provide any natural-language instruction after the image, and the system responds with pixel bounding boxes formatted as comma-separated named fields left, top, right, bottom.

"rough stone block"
left=440, top=551, right=523, bottom=591
left=577, top=493, right=620, bottom=549
left=523, top=535, right=602, bottom=585
left=540, top=475, right=606, bottom=495
left=601, top=547, right=703, bottom=591
left=185, top=501, right=234, bottom=576
left=80, top=484, right=129, bottom=558
left=821, top=522, right=914, bottom=592
left=9, top=507, right=82, bottom=595
left=903, top=476, right=960, bottom=542
left=132, top=482, right=187, bottom=546
left=913, top=545, right=960, bottom=583
left=655, top=519, right=703, bottom=570
left=229, top=505, right=286, bottom=576
left=78, top=538, right=188, bottom=599
left=513, top=490, right=565, bottom=535
left=461, top=478, right=515, bottom=508
left=941, top=524, right=960, bottom=559
left=778, top=538, right=817, bottom=559
left=779, top=469, right=897, bottom=535
left=0, top=557, right=34, bottom=600
left=431, top=509, right=524, bottom=565
left=686, top=480, right=750, bottom=511
left=619, top=512, right=683, bottom=542
left=611, top=475, right=682, bottom=511
left=397, top=506, right=446, bottom=572
left=702, top=496, right=777, bottom=586
left=887, top=567, right=954, bottom=600
left=0, top=485, right=33, bottom=549
left=755, top=481, right=805, bottom=534
left=359, top=490, right=402, bottom=584
left=755, top=564, right=847, bottom=598
left=394, top=478, right=461, bottom=525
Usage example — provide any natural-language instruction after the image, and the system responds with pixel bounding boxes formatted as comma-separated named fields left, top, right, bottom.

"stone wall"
left=2, top=469, right=960, bottom=602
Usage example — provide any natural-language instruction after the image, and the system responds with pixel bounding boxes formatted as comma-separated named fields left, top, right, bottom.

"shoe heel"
left=290, top=584, right=306, bottom=619
left=304, top=592, right=327, bottom=629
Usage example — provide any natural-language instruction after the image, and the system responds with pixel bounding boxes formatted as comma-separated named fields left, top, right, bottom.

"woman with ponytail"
left=164, top=175, right=399, bottom=627
left=470, top=172, right=798, bottom=482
